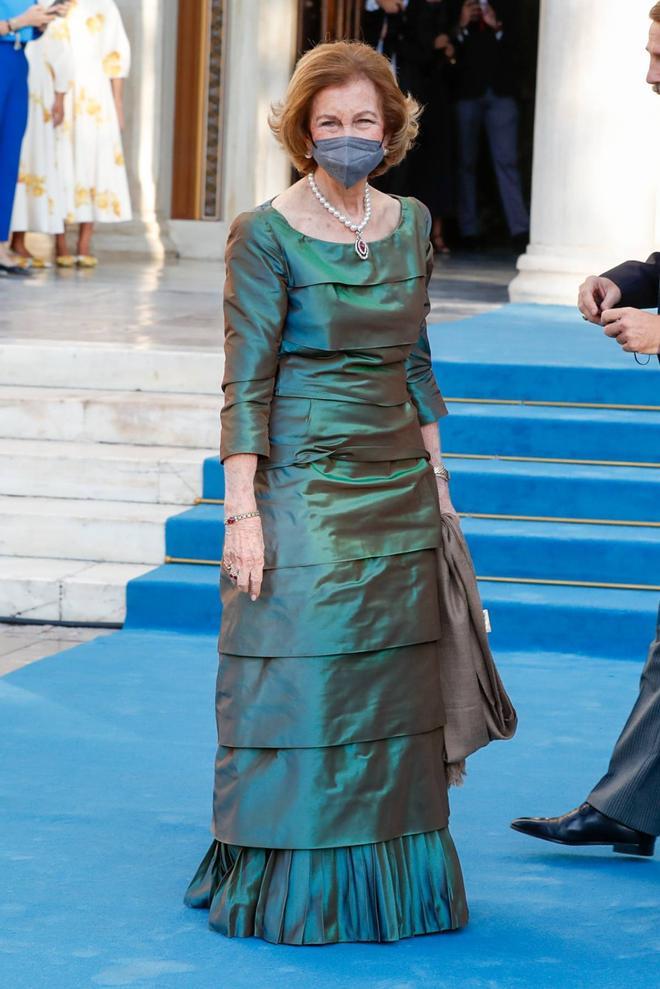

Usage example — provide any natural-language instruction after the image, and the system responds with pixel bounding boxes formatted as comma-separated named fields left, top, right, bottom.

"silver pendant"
left=355, top=234, right=369, bottom=260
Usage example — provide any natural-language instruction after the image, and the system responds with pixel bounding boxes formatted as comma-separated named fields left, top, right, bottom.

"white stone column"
left=509, top=0, right=660, bottom=305
left=94, top=0, right=178, bottom=258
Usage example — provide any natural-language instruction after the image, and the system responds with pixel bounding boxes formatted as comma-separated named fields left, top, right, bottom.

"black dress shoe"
left=511, top=803, right=655, bottom=857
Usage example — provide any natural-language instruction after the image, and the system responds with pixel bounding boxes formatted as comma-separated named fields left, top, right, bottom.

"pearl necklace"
left=307, top=173, right=372, bottom=260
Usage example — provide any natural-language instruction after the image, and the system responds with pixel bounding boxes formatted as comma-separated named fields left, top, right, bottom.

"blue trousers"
left=455, top=88, right=530, bottom=238
left=0, top=42, right=28, bottom=242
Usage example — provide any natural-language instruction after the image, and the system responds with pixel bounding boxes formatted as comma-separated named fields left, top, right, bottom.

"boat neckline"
left=265, top=194, right=407, bottom=248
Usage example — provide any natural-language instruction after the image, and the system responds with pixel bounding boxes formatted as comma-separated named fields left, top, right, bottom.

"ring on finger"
left=221, top=558, right=239, bottom=580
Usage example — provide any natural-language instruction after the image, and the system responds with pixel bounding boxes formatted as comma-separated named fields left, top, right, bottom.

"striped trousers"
left=589, top=604, right=660, bottom=835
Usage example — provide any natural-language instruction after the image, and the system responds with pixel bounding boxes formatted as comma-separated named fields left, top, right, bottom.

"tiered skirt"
left=184, top=454, right=469, bottom=943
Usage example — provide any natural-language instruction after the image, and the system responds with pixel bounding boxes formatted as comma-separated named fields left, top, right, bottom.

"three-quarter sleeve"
left=220, top=211, right=289, bottom=463
left=404, top=201, right=448, bottom=424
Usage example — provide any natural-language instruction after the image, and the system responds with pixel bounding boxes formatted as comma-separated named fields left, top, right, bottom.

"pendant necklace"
left=307, top=173, right=372, bottom=260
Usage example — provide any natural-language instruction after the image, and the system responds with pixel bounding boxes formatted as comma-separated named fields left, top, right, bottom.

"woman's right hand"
left=18, top=4, right=60, bottom=29
left=222, top=515, right=265, bottom=601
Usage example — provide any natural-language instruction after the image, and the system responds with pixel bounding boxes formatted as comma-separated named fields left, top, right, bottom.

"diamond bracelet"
left=432, top=464, right=451, bottom=482
left=224, top=511, right=261, bottom=526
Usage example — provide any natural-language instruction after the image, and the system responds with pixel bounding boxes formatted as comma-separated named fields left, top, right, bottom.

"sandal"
left=76, top=254, right=98, bottom=268
left=56, top=255, right=76, bottom=268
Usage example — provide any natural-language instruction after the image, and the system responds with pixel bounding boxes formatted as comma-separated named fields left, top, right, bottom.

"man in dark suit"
left=510, top=3, right=660, bottom=857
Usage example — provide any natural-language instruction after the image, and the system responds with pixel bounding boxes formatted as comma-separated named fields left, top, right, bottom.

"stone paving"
left=0, top=252, right=514, bottom=348
left=0, top=623, right=113, bottom=677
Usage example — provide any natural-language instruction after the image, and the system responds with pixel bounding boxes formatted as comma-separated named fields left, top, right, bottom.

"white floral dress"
left=54, top=0, right=132, bottom=224
left=10, top=21, right=74, bottom=235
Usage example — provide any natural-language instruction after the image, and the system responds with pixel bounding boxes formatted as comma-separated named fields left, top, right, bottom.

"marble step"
left=0, top=556, right=153, bottom=624
left=0, top=438, right=215, bottom=504
left=0, top=496, right=177, bottom=564
left=0, top=341, right=223, bottom=394
left=0, top=386, right=219, bottom=448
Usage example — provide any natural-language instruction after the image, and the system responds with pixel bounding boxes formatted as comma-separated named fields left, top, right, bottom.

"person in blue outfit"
left=0, top=2, right=62, bottom=275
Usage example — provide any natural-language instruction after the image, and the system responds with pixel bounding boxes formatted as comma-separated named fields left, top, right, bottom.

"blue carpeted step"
left=124, top=562, right=658, bottom=660
left=481, top=582, right=658, bottom=662
left=427, top=304, right=660, bottom=406
left=461, top=518, right=659, bottom=588
left=166, top=504, right=223, bottom=563
left=450, top=459, right=660, bottom=522
left=164, top=506, right=660, bottom=588
left=442, top=402, right=660, bottom=464
left=202, top=456, right=660, bottom=523
left=125, top=562, right=220, bottom=634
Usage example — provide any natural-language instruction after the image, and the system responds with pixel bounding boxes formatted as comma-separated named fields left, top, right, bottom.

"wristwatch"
left=432, top=463, right=451, bottom=482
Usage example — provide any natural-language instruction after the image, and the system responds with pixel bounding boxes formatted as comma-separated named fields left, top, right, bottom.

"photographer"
left=451, top=0, right=529, bottom=249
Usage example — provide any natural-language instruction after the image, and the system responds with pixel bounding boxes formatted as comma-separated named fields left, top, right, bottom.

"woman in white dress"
left=10, top=4, right=74, bottom=268
left=53, top=0, right=131, bottom=267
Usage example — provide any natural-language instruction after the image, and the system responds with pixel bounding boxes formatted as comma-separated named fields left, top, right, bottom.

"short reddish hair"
left=651, top=3, right=660, bottom=22
left=268, top=40, right=421, bottom=179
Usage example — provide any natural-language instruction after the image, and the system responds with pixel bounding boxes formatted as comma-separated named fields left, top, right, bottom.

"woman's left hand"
left=52, top=93, right=65, bottom=127
left=436, top=478, right=458, bottom=517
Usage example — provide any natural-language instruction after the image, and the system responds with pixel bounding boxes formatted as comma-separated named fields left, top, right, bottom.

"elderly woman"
left=184, top=39, right=484, bottom=946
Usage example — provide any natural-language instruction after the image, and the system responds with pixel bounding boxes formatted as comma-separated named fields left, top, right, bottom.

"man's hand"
left=577, top=275, right=622, bottom=324
left=459, top=1, right=480, bottom=29
left=601, top=308, right=660, bottom=354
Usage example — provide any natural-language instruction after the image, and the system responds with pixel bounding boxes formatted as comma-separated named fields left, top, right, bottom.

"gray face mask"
left=310, top=135, right=385, bottom=188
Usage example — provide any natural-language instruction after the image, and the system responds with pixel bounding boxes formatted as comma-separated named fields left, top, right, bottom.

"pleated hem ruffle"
left=184, top=828, right=468, bottom=945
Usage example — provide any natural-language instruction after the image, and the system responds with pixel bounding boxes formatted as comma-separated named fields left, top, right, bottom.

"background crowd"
left=0, top=0, right=130, bottom=276
left=361, top=0, right=533, bottom=255
left=1, top=0, right=535, bottom=275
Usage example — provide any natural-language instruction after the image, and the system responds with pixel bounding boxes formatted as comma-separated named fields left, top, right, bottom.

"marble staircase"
left=0, top=341, right=219, bottom=625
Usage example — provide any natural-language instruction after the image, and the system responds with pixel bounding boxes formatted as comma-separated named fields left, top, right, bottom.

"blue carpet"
left=427, top=303, right=660, bottom=405
left=6, top=302, right=659, bottom=986
left=2, top=630, right=659, bottom=989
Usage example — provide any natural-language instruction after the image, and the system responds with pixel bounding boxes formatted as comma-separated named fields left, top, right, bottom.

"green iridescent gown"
left=184, top=193, right=469, bottom=944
